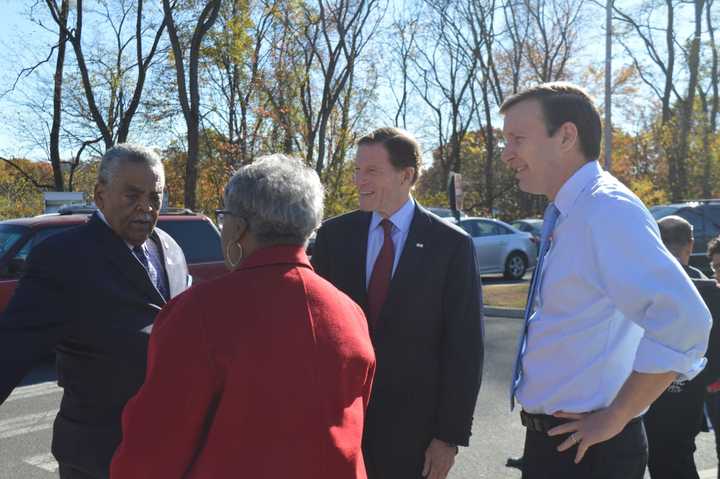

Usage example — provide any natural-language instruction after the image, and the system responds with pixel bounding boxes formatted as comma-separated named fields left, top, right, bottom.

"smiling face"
left=354, top=143, right=414, bottom=218
left=501, top=99, right=568, bottom=199
left=94, top=161, right=164, bottom=246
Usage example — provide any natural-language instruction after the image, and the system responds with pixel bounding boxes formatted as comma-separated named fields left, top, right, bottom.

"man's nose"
left=500, top=145, right=513, bottom=163
left=135, top=197, right=153, bottom=212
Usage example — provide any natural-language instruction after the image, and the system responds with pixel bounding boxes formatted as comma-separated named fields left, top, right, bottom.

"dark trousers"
left=705, top=391, right=720, bottom=479
left=521, top=417, right=647, bottom=479
left=58, top=463, right=104, bottom=479
left=644, top=379, right=706, bottom=479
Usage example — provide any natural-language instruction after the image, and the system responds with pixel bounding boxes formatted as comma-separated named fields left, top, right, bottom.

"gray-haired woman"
left=111, top=155, right=376, bottom=479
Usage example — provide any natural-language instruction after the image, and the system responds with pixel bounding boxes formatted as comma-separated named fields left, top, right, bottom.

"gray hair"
left=97, top=143, right=164, bottom=185
left=658, top=215, right=693, bottom=257
left=224, top=154, right=324, bottom=245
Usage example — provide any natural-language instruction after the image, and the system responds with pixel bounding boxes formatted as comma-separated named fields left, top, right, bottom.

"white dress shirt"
left=518, top=161, right=712, bottom=414
left=365, top=197, right=415, bottom=288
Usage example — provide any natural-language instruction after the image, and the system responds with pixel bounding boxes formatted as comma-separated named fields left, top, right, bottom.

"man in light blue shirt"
left=502, top=82, right=711, bottom=478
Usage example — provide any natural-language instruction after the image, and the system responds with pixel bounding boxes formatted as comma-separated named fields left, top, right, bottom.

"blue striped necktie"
left=133, top=243, right=167, bottom=299
left=510, top=203, right=560, bottom=410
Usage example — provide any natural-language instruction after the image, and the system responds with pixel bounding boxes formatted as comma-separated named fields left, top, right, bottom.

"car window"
left=493, top=223, right=513, bottom=235
left=650, top=205, right=681, bottom=220
left=675, top=207, right=705, bottom=237
left=511, top=222, right=527, bottom=231
left=705, top=205, right=720, bottom=241
left=14, top=226, right=75, bottom=261
left=476, top=221, right=498, bottom=237
left=0, top=225, right=28, bottom=258
left=458, top=221, right=477, bottom=237
left=157, top=219, right=223, bottom=263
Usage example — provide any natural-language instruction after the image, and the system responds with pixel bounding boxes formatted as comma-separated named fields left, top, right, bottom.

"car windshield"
left=0, top=225, right=29, bottom=257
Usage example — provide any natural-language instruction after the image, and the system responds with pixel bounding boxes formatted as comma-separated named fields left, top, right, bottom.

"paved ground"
left=1, top=315, right=718, bottom=478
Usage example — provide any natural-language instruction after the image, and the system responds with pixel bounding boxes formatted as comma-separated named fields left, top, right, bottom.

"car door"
left=459, top=220, right=503, bottom=274
left=156, top=219, right=225, bottom=284
left=482, top=221, right=513, bottom=271
left=0, top=226, right=73, bottom=313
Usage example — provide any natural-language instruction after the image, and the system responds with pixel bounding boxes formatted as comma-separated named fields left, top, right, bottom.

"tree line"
left=0, top=0, right=717, bottom=221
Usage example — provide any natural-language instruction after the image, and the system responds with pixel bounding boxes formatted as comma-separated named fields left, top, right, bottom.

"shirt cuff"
left=633, top=336, right=707, bottom=382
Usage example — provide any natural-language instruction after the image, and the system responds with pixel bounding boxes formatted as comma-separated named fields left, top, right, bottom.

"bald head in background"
left=657, top=215, right=707, bottom=279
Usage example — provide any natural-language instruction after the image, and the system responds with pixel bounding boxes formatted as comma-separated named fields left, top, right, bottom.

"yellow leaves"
left=0, top=159, right=53, bottom=219
left=629, top=177, right=669, bottom=207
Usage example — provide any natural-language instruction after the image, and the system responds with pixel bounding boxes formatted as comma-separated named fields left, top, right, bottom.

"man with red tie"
left=312, top=127, right=484, bottom=479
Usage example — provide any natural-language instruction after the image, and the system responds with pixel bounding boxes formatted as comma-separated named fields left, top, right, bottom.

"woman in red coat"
left=110, top=155, right=375, bottom=479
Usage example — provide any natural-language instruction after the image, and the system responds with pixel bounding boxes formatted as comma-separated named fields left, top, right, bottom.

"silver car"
left=457, top=217, right=538, bottom=279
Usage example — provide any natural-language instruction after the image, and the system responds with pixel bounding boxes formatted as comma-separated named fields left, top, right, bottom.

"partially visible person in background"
left=706, top=236, right=720, bottom=479
left=709, top=238, right=720, bottom=285
left=643, top=216, right=712, bottom=479
left=658, top=216, right=707, bottom=279
left=111, top=155, right=376, bottom=479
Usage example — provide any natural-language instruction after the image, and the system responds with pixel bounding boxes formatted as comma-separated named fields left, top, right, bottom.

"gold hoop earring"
left=226, top=241, right=244, bottom=269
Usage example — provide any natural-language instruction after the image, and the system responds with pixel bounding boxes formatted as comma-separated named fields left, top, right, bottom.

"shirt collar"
left=554, top=161, right=603, bottom=217
left=370, top=197, right=415, bottom=233
left=238, top=244, right=311, bottom=271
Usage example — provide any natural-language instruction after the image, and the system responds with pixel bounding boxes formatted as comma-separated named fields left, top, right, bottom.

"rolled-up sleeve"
left=590, top=196, right=711, bottom=381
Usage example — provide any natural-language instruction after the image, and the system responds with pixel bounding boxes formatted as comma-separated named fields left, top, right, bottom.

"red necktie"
left=367, top=219, right=395, bottom=329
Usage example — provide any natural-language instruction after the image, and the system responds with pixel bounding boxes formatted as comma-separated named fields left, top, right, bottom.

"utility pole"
left=604, top=0, right=613, bottom=171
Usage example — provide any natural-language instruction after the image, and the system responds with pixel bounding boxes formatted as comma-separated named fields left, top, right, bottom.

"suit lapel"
left=353, top=212, right=371, bottom=310
left=151, top=229, right=179, bottom=299
left=377, top=205, right=432, bottom=329
left=89, top=215, right=165, bottom=305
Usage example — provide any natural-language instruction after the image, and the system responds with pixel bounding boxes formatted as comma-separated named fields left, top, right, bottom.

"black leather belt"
left=521, top=411, right=570, bottom=432
left=521, top=410, right=641, bottom=433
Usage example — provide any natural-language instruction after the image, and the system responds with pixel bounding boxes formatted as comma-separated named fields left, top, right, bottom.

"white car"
left=457, top=217, right=538, bottom=279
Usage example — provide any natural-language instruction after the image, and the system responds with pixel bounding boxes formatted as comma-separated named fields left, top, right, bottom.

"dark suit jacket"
left=683, top=264, right=708, bottom=280
left=311, top=204, right=483, bottom=479
left=111, top=245, right=375, bottom=479
left=644, top=278, right=720, bottom=455
left=0, top=213, right=189, bottom=478
left=693, top=278, right=720, bottom=386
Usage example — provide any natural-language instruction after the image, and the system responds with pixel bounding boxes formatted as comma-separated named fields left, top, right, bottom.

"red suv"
left=0, top=208, right=227, bottom=313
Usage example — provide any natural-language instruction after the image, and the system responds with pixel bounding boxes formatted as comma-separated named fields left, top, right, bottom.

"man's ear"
left=94, top=182, right=105, bottom=209
left=558, top=122, right=579, bottom=153
left=402, top=167, right=416, bottom=185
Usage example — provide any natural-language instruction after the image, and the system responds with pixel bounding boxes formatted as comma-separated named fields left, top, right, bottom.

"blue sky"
left=0, top=0, right=698, bottom=161
left=0, top=0, right=58, bottom=158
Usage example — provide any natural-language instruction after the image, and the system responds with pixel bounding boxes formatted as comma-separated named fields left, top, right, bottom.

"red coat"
left=111, top=245, right=375, bottom=478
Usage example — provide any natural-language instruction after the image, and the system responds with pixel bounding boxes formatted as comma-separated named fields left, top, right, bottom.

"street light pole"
left=604, top=0, right=613, bottom=171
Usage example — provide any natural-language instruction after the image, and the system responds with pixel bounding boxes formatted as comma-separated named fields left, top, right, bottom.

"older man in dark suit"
left=0, top=144, right=190, bottom=479
left=312, top=127, right=483, bottom=479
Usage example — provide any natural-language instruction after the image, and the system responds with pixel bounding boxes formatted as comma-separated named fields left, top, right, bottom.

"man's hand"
left=547, top=409, right=627, bottom=464
left=422, top=438, right=458, bottom=479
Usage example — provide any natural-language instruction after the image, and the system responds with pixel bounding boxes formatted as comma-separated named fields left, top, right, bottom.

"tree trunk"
left=49, top=0, right=69, bottom=191
left=675, top=0, right=704, bottom=200
left=163, top=0, right=221, bottom=210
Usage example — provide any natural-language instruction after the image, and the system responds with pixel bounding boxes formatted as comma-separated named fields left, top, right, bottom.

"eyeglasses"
left=214, top=209, right=233, bottom=226
left=214, top=209, right=247, bottom=229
